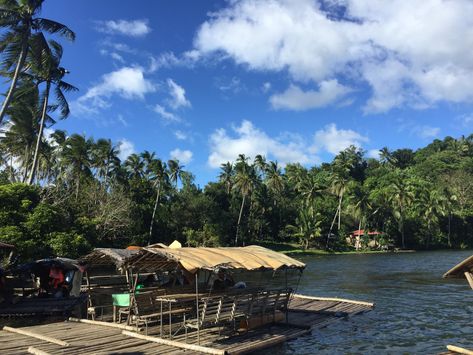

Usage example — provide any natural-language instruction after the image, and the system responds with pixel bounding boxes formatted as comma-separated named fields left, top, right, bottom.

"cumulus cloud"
left=170, top=149, right=193, bottom=165
left=96, top=19, right=151, bottom=37
left=270, top=80, right=352, bottom=110
left=118, top=139, right=135, bottom=161
left=72, top=67, right=155, bottom=115
left=167, top=79, right=191, bottom=109
left=312, top=123, right=369, bottom=155
left=193, top=0, right=473, bottom=112
left=153, top=104, right=181, bottom=122
left=208, top=120, right=316, bottom=168
left=174, top=130, right=188, bottom=140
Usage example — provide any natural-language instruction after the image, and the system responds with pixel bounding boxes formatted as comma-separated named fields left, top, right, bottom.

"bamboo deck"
left=0, top=294, right=374, bottom=355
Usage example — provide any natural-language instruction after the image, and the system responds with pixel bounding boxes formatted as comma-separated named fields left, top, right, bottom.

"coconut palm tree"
left=233, top=154, right=256, bottom=246
left=148, top=158, right=168, bottom=244
left=92, top=138, right=120, bottom=187
left=0, top=0, right=75, bottom=125
left=388, top=170, right=415, bottom=249
left=218, top=161, right=233, bottom=194
left=167, top=159, right=183, bottom=188
left=61, top=134, right=92, bottom=200
left=125, top=154, right=144, bottom=180
left=0, top=79, right=44, bottom=182
left=27, top=38, right=77, bottom=184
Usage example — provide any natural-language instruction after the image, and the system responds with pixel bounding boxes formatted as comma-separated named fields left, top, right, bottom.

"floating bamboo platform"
left=0, top=294, right=374, bottom=355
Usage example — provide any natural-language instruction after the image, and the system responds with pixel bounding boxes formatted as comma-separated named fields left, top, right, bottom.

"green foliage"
left=48, top=231, right=90, bottom=259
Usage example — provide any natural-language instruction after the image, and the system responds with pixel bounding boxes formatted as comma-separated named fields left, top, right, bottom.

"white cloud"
left=96, top=19, right=151, bottom=37
left=118, top=139, right=135, bottom=161
left=413, top=125, right=441, bottom=139
left=270, top=80, right=352, bottom=110
left=170, top=149, right=193, bottom=165
left=166, top=79, right=191, bottom=109
left=174, top=130, right=188, bottom=140
left=153, top=104, right=181, bottom=122
left=367, top=149, right=381, bottom=159
left=312, top=123, right=369, bottom=155
left=193, top=0, right=473, bottom=112
left=208, top=120, right=316, bottom=168
left=72, top=67, right=155, bottom=115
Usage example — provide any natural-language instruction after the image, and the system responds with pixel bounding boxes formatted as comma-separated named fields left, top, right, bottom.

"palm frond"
left=57, top=80, right=77, bottom=92
left=34, top=18, right=75, bottom=41
left=54, top=86, right=69, bottom=118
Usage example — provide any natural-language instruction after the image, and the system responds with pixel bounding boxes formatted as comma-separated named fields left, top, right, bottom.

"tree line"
left=0, top=1, right=473, bottom=261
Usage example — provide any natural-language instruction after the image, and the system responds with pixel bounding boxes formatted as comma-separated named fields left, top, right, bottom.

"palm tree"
left=167, top=159, right=183, bottom=188
left=0, top=80, right=43, bottom=182
left=296, top=173, right=324, bottom=210
left=27, top=38, right=77, bottom=184
left=92, top=138, right=120, bottom=187
left=125, top=154, right=144, bottom=180
left=388, top=171, right=415, bottom=249
left=0, top=0, right=75, bottom=125
left=61, top=134, right=92, bottom=200
left=148, top=158, right=168, bottom=244
left=291, top=209, right=322, bottom=250
left=254, top=154, right=267, bottom=178
left=141, top=150, right=155, bottom=178
left=265, top=161, right=284, bottom=198
left=233, top=154, right=256, bottom=245
left=218, top=162, right=233, bottom=194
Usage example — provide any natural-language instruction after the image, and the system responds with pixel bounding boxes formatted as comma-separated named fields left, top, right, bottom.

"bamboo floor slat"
left=0, top=294, right=374, bottom=354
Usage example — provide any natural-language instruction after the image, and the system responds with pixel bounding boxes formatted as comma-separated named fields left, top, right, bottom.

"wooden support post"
left=464, top=272, right=473, bottom=290
left=122, top=330, right=227, bottom=355
left=2, top=326, right=69, bottom=347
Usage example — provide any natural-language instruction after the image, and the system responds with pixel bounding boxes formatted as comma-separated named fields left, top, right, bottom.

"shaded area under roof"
left=443, top=254, right=473, bottom=279
left=128, top=245, right=306, bottom=274
left=81, top=248, right=139, bottom=269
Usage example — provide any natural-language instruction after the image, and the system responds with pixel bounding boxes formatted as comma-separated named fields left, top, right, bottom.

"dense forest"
left=0, top=0, right=473, bottom=261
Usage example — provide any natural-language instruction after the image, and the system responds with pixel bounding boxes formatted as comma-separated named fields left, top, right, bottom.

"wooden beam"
left=464, top=272, right=473, bottom=290
left=2, top=326, right=69, bottom=347
left=27, top=347, right=51, bottom=355
left=68, top=317, right=138, bottom=331
left=447, top=345, right=473, bottom=355
left=122, top=330, right=227, bottom=355
left=292, top=294, right=375, bottom=307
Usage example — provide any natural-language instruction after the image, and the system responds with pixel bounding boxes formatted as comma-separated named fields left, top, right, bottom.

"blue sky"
left=37, top=0, right=473, bottom=185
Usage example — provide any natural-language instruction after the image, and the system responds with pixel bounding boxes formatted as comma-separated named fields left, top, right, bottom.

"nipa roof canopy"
left=81, top=248, right=139, bottom=269
left=127, top=245, right=306, bottom=274
left=443, top=254, right=473, bottom=279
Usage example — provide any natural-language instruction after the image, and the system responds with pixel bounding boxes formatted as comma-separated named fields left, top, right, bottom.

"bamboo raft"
left=0, top=294, right=373, bottom=354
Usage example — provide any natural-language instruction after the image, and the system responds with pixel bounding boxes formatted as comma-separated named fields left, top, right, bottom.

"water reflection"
left=264, top=250, right=473, bottom=354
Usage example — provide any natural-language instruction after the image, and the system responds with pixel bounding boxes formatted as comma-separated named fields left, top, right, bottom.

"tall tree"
left=218, top=162, right=233, bottom=194
left=27, top=38, right=77, bottom=184
left=148, top=158, right=167, bottom=245
left=0, top=0, right=75, bottom=124
left=233, top=154, right=256, bottom=245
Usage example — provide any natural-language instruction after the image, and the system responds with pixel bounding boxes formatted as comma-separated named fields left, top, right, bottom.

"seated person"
left=213, top=270, right=235, bottom=291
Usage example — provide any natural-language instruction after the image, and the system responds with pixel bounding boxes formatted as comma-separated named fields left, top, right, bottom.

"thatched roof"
left=81, top=248, right=139, bottom=269
left=127, top=245, right=306, bottom=274
left=443, top=254, right=473, bottom=279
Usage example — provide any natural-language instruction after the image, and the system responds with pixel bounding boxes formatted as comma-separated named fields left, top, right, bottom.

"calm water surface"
left=266, top=250, right=473, bottom=355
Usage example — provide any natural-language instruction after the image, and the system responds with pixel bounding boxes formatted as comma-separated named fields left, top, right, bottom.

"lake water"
left=266, top=250, right=473, bottom=355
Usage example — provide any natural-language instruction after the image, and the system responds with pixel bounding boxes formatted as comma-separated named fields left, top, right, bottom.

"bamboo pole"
left=2, top=326, right=69, bottom=347
left=122, top=330, right=227, bottom=355
left=292, top=294, right=374, bottom=307
left=447, top=345, right=473, bottom=355
left=464, top=272, right=473, bottom=290
left=68, top=317, right=138, bottom=331
left=27, top=347, right=51, bottom=355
